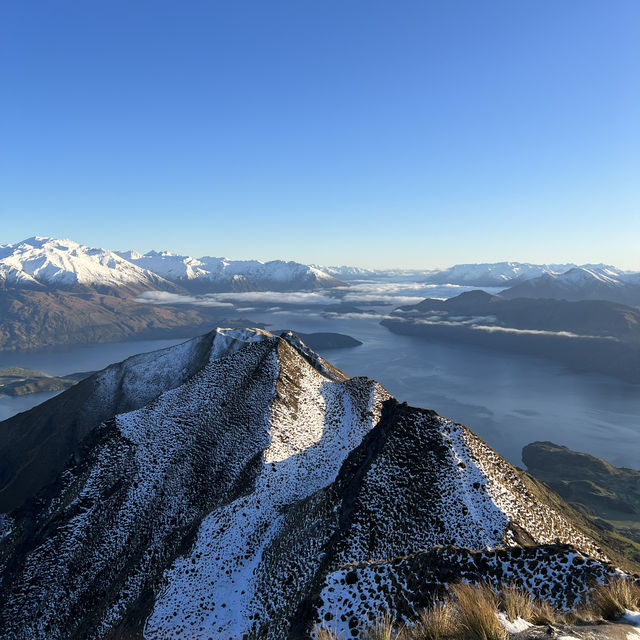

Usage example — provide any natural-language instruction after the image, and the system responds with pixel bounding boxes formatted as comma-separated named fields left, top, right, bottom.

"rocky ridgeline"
left=0, top=329, right=631, bottom=639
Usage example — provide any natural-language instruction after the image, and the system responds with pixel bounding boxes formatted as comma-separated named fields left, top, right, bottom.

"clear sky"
left=1, top=1, right=639, bottom=269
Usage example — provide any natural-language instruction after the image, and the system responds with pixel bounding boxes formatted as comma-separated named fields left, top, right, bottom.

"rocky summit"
left=0, top=328, right=628, bottom=639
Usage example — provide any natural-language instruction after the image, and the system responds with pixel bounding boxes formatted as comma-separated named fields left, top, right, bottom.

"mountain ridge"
left=0, top=236, right=344, bottom=295
left=501, top=266, right=640, bottom=305
left=0, top=328, right=634, bottom=639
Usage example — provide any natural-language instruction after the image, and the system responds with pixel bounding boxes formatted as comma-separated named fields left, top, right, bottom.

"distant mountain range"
left=0, top=237, right=177, bottom=295
left=0, top=237, right=347, bottom=351
left=501, top=266, right=640, bottom=306
left=423, top=261, right=582, bottom=287
left=0, top=328, right=630, bottom=638
left=118, top=249, right=343, bottom=292
left=314, top=265, right=436, bottom=281
left=317, top=261, right=626, bottom=286
left=382, top=290, right=640, bottom=381
left=317, top=262, right=640, bottom=305
left=0, top=237, right=343, bottom=295
left=3, top=239, right=638, bottom=302
left=2, top=238, right=639, bottom=354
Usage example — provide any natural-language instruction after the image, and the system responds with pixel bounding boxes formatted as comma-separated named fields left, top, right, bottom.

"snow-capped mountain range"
left=501, top=266, right=640, bottom=305
left=3, top=238, right=638, bottom=303
left=422, top=261, right=631, bottom=287
left=317, top=262, right=580, bottom=285
left=315, top=262, right=640, bottom=300
left=0, top=237, right=343, bottom=295
left=0, top=328, right=626, bottom=639
left=312, top=265, right=436, bottom=281
left=0, top=237, right=177, bottom=295
left=119, top=249, right=342, bottom=292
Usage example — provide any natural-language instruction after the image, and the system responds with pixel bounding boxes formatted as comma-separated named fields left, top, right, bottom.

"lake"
left=0, top=338, right=186, bottom=421
left=1, top=307, right=638, bottom=470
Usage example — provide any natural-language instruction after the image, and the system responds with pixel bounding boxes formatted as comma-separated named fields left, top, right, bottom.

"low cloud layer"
left=137, top=290, right=338, bottom=307
left=395, top=316, right=618, bottom=340
left=470, top=324, right=618, bottom=340
left=136, top=280, right=495, bottom=311
left=136, top=291, right=234, bottom=307
left=341, top=293, right=426, bottom=305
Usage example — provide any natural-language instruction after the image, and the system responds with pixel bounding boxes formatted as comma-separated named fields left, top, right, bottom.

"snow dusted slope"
left=118, top=250, right=345, bottom=291
left=0, top=331, right=225, bottom=513
left=0, top=237, right=177, bottom=294
left=0, top=329, right=623, bottom=640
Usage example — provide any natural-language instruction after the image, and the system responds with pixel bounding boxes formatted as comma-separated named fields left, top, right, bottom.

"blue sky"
left=1, top=1, right=639, bottom=268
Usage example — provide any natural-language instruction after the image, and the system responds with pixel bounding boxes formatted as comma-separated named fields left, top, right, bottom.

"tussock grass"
left=529, top=598, right=560, bottom=625
left=498, top=583, right=534, bottom=622
left=450, top=582, right=507, bottom=640
left=403, top=599, right=457, bottom=640
left=312, top=576, right=640, bottom=640
left=587, top=575, right=640, bottom=620
left=363, top=611, right=401, bottom=640
left=313, top=625, right=341, bottom=640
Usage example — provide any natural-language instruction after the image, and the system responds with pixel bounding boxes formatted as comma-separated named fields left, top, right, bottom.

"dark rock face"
left=0, top=330, right=628, bottom=639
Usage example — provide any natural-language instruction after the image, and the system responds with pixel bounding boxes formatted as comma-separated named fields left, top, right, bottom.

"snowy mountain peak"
left=501, top=264, right=640, bottom=304
left=558, top=266, right=621, bottom=285
left=423, top=261, right=577, bottom=287
left=0, top=236, right=178, bottom=294
left=118, top=249, right=345, bottom=291
left=0, top=328, right=623, bottom=639
left=0, top=237, right=345, bottom=294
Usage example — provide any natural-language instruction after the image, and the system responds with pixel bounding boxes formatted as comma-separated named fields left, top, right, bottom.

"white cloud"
left=136, top=289, right=337, bottom=307
left=213, top=291, right=336, bottom=305
left=135, top=291, right=234, bottom=307
left=135, top=280, right=490, bottom=311
left=341, top=293, right=425, bottom=305
left=470, top=324, right=618, bottom=340
left=395, top=316, right=618, bottom=340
